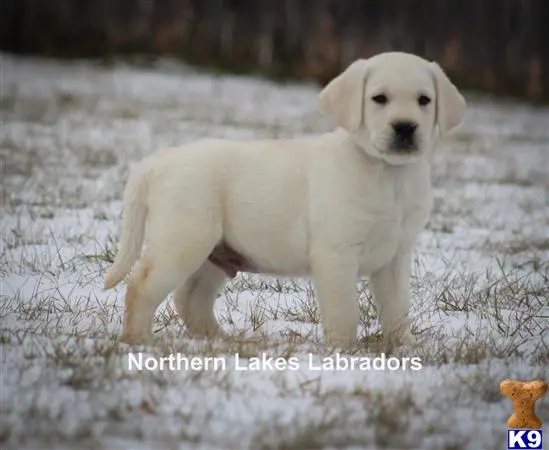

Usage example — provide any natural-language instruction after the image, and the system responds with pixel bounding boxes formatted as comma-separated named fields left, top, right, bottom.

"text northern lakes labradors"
left=127, top=352, right=423, bottom=372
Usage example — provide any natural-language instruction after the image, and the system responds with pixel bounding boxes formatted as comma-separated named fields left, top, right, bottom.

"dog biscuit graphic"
left=500, top=379, right=547, bottom=429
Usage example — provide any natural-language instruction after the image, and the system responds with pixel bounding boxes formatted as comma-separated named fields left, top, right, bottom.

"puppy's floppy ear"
left=430, top=62, right=466, bottom=134
left=318, top=59, right=370, bottom=133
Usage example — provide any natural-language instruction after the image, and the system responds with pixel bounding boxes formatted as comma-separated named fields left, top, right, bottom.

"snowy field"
left=1, top=54, right=548, bottom=450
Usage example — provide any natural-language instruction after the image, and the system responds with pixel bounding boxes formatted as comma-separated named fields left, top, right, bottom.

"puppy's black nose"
left=392, top=121, right=417, bottom=140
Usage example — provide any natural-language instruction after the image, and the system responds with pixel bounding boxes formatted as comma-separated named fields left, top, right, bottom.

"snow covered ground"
left=1, top=54, right=548, bottom=450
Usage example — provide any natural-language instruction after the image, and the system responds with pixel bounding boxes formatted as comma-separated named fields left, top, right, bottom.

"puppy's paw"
left=187, top=324, right=228, bottom=341
left=206, top=327, right=229, bottom=340
left=121, top=331, right=154, bottom=346
left=399, top=329, right=418, bottom=346
left=382, top=327, right=417, bottom=348
left=324, top=333, right=356, bottom=350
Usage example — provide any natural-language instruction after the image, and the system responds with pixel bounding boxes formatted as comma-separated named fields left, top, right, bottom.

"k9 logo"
left=507, top=430, right=543, bottom=449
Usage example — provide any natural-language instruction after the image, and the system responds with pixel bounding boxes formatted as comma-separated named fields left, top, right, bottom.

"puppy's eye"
left=418, top=95, right=431, bottom=106
left=372, top=94, right=388, bottom=105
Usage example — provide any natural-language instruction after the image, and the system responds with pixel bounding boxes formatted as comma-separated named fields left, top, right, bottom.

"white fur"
left=104, top=52, right=465, bottom=347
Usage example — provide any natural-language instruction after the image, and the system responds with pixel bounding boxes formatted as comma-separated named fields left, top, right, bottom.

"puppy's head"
left=318, top=52, right=466, bottom=165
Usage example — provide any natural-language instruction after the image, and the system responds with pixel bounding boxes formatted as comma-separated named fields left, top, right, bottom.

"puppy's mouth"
left=371, top=132, right=422, bottom=156
left=389, top=136, right=419, bottom=154
left=375, top=142, right=421, bottom=157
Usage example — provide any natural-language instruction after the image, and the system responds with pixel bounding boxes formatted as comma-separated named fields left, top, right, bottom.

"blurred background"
left=1, top=0, right=547, bottom=102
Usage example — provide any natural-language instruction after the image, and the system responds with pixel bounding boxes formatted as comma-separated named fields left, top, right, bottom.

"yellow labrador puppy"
left=104, top=52, right=465, bottom=347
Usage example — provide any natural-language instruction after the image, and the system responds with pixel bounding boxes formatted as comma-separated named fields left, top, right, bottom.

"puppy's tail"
left=104, top=167, right=149, bottom=290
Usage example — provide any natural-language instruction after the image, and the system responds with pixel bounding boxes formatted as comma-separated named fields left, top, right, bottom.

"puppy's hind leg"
left=122, top=223, right=221, bottom=345
left=173, top=260, right=228, bottom=338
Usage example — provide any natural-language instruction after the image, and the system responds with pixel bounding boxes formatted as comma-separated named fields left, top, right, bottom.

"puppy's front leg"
left=312, top=249, right=360, bottom=348
left=369, top=249, right=413, bottom=344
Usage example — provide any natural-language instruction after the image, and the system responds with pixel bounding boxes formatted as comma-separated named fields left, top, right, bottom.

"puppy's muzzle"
left=391, top=121, right=418, bottom=152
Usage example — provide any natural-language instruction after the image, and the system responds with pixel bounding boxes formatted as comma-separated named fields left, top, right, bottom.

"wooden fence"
left=1, top=0, right=547, bottom=102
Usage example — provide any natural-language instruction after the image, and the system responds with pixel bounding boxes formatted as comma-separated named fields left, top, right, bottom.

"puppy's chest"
left=356, top=208, right=401, bottom=272
left=356, top=194, right=430, bottom=274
